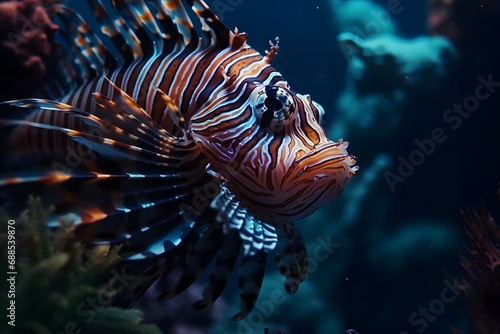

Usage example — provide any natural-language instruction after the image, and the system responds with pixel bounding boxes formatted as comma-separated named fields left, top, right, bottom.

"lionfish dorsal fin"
left=47, top=4, right=104, bottom=87
left=85, top=0, right=143, bottom=62
left=52, top=5, right=105, bottom=77
left=265, top=37, right=280, bottom=63
left=231, top=27, right=248, bottom=50
left=109, top=0, right=161, bottom=56
left=187, top=0, right=233, bottom=48
left=45, top=0, right=237, bottom=99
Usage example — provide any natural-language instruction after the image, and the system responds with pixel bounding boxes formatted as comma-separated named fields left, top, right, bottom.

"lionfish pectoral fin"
left=111, top=258, right=165, bottom=308
left=275, top=222, right=308, bottom=294
left=190, top=229, right=242, bottom=311
left=111, top=217, right=201, bottom=307
left=0, top=80, right=209, bottom=247
left=112, top=212, right=217, bottom=307
left=156, top=223, right=224, bottom=300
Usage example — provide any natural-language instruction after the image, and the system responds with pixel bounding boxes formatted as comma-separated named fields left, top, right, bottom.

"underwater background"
left=1, top=0, right=499, bottom=333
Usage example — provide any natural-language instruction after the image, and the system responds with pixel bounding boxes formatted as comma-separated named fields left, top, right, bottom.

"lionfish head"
left=191, top=80, right=358, bottom=224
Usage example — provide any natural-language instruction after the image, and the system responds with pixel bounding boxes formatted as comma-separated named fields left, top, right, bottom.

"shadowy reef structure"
left=456, top=189, right=500, bottom=333
left=0, top=0, right=58, bottom=99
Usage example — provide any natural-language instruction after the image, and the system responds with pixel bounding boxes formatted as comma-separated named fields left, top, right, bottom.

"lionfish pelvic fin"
left=211, top=184, right=278, bottom=256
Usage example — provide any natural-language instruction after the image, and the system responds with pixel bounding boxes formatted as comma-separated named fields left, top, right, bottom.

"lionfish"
left=0, top=0, right=358, bottom=319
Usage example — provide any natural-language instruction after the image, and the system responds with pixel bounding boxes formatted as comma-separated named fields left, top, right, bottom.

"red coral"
left=427, top=0, right=460, bottom=43
left=427, top=0, right=500, bottom=45
left=459, top=205, right=500, bottom=333
left=0, top=0, right=58, bottom=97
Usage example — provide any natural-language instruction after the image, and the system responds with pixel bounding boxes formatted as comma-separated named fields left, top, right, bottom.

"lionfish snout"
left=296, top=140, right=358, bottom=178
left=269, top=139, right=358, bottom=222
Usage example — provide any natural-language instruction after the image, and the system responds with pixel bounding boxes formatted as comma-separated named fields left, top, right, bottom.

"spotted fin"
left=39, top=2, right=118, bottom=97
left=112, top=215, right=213, bottom=307
left=232, top=251, right=267, bottom=321
left=275, top=222, right=308, bottom=294
left=157, top=224, right=225, bottom=300
left=191, top=230, right=242, bottom=311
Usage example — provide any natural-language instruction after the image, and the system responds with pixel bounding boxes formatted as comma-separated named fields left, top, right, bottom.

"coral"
left=0, top=0, right=58, bottom=99
left=333, top=33, right=457, bottom=144
left=427, top=0, right=500, bottom=45
left=330, top=0, right=397, bottom=37
left=323, top=2, right=468, bottom=332
left=330, top=0, right=457, bottom=156
left=0, top=197, right=162, bottom=334
left=458, top=203, right=500, bottom=333
left=427, top=0, right=461, bottom=42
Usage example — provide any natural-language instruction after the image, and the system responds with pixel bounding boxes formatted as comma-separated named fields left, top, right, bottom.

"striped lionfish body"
left=0, top=0, right=357, bottom=319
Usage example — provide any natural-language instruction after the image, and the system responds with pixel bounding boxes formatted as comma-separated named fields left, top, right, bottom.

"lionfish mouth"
left=296, top=140, right=347, bottom=163
left=293, top=140, right=357, bottom=178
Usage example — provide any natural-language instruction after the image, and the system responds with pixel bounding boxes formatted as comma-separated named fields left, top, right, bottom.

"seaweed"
left=0, top=196, right=162, bottom=334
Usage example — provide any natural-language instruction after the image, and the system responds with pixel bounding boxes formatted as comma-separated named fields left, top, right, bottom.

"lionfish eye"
left=256, top=85, right=295, bottom=132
